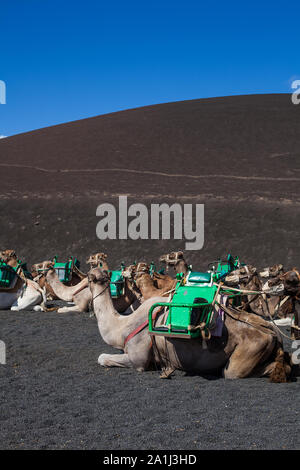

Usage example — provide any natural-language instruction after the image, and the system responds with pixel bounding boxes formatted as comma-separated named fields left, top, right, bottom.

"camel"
left=224, top=264, right=292, bottom=324
left=159, top=251, right=190, bottom=276
left=31, top=252, right=108, bottom=301
left=122, top=262, right=177, bottom=300
left=88, top=267, right=290, bottom=382
left=38, top=260, right=141, bottom=314
left=32, top=257, right=86, bottom=301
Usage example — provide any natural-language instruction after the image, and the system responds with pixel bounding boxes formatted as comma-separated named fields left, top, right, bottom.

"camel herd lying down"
left=1, top=249, right=300, bottom=382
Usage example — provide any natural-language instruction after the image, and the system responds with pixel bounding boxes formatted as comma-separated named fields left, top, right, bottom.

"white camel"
left=0, top=271, right=47, bottom=311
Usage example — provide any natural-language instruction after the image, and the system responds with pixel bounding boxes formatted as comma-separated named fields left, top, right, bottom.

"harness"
left=124, top=306, right=164, bottom=348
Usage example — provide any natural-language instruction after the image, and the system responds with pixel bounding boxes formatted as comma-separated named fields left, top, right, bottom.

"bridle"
left=88, top=276, right=110, bottom=313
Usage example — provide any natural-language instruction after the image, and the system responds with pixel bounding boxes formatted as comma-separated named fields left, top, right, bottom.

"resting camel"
left=224, top=264, right=293, bottom=324
left=31, top=252, right=108, bottom=301
left=123, top=262, right=177, bottom=300
left=38, top=260, right=141, bottom=314
left=88, top=267, right=291, bottom=382
left=159, top=251, right=190, bottom=276
left=32, top=255, right=86, bottom=300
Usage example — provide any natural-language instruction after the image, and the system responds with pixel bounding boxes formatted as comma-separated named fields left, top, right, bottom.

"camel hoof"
left=33, top=305, right=43, bottom=312
left=98, top=354, right=107, bottom=366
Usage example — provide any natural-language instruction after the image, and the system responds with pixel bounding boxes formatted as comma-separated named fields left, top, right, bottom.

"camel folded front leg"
left=98, top=353, right=132, bottom=368
left=57, top=305, right=86, bottom=313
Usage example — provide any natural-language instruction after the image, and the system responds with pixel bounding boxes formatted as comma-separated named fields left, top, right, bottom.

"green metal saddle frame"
left=0, top=261, right=18, bottom=288
left=109, top=270, right=125, bottom=298
left=148, top=254, right=243, bottom=339
left=0, top=259, right=32, bottom=288
left=53, top=256, right=81, bottom=283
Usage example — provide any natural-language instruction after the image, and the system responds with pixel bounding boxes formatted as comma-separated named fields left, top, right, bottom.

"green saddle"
left=53, top=256, right=80, bottom=283
left=109, top=270, right=125, bottom=298
left=0, top=261, right=18, bottom=288
left=187, top=272, right=212, bottom=284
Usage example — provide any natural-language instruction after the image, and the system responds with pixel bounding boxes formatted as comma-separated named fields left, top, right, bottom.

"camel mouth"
left=159, top=251, right=184, bottom=265
left=33, top=261, right=55, bottom=273
left=88, top=268, right=110, bottom=285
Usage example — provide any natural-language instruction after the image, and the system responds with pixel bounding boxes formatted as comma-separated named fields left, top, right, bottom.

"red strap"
left=124, top=306, right=163, bottom=347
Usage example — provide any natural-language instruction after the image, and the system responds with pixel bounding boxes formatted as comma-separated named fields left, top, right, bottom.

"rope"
left=213, top=282, right=263, bottom=295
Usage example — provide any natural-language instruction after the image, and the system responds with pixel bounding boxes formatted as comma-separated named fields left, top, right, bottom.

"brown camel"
left=123, top=262, right=177, bottom=300
left=88, top=267, right=290, bottom=382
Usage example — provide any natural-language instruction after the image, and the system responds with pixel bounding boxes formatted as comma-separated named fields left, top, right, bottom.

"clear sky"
left=0, top=0, right=299, bottom=136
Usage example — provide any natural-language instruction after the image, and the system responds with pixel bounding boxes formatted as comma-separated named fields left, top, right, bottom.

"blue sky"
left=0, top=1, right=299, bottom=136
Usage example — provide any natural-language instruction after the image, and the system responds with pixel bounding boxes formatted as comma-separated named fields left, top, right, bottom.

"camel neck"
left=175, top=260, right=189, bottom=275
left=46, top=271, right=88, bottom=302
left=93, top=284, right=126, bottom=349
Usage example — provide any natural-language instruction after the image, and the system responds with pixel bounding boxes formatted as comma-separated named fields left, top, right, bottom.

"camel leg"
left=98, top=353, right=132, bottom=368
left=57, top=304, right=85, bottom=313
left=223, top=336, right=274, bottom=379
left=11, top=287, right=42, bottom=311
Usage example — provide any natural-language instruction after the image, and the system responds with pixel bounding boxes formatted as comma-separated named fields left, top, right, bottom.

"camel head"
left=159, top=251, right=189, bottom=275
left=224, top=265, right=257, bottom=286
left=86, top=252, right=108, bottom=269
left=159, top=251, right=184, bottom=266
left=259, top=264, right=284, bottom=279
left=0, top=249, right=17, bottom=264
left=122, top=262, right=150, bottom=282
left=32, top=260, right=55, bottom=277
left=279, top=269, right=300, bottom=296
left=122, top=264, right=137, bottom=281
left=87, top=268, right=111, bottom=293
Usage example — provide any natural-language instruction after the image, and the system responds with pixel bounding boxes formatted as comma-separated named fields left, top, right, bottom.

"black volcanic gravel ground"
left=0, top=308, right=299, bottom=450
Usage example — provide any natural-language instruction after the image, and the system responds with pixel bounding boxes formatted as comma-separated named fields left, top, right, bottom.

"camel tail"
left=269, top=347, right=289, bottom=383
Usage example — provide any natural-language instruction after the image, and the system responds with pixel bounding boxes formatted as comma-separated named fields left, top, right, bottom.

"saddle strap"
left=124, top=306, right=164, bottom=347
left=216, top=302, right=277, bottom=337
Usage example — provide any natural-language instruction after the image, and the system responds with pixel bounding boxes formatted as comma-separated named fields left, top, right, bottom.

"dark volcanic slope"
left=0, top=93, right=300, bottom=268
left=0, top=93, right=300, bottom=198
